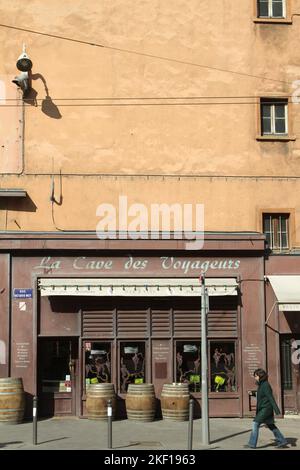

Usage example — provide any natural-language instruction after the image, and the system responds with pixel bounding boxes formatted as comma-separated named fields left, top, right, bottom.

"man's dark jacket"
left=255, top=379, right=281, bottom=425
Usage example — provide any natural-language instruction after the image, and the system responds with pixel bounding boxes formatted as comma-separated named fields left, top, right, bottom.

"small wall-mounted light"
left=12, top=44, right=33, bottom=97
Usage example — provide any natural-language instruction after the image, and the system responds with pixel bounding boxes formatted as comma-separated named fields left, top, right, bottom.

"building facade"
left=0, top=0, right=300, bottom=417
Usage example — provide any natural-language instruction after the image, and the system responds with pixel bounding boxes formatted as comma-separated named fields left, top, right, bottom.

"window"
left=280, top=338, right=293, bottom=390
left=40, top=339, right=73, bottom=393
left=176, top=341, right=201, bottom=392
left=85, top=342, right=111, bottom=386
left=210, top=342, right=236, bottom=392
left=175, top=340, right=237, bottom=393
left=263, top=213, right=289, bottom=250
left=261, top=99, right=288, bottom=136
left=257, top=0, right=286, bottom=18
left=119, top=341, right=145, bottom=393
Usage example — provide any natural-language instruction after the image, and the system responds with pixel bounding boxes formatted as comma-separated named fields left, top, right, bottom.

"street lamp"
left=200, top=273, right=210, bottom=445
left=12, top=44, right=33, bottom=97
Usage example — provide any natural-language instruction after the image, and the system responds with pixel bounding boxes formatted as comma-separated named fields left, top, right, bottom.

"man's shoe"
left=275, top=442, right=288, bottom=449
left=243, top=444, right=255, bottom=449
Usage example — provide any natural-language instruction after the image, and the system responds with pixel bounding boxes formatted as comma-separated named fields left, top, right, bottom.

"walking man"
left=244, top=369, right=288, bottom=449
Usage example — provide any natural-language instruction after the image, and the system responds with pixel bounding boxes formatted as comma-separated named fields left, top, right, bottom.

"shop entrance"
left=280, top=335, right=300, bottom=414
left=38, top=337, right=78, bottom=416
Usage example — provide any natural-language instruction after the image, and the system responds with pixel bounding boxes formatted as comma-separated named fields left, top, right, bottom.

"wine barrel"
left=0, top=377, right=25, bottom=424
left=161, top=383, right=190, bottom=421
left=126, top=384, right=156, bottom=422
left=86, top=383, right=116, bottom=420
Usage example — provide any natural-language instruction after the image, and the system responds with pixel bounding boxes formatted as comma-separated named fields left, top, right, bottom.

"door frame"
left=280, top=334, right=300, bottom=414
left=37, top=336, right=79, bottom=417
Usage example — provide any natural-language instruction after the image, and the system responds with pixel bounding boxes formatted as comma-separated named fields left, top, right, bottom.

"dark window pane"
left=272, top=0, right=284, bottom=17
left=275, top=118, right=286, bottom=134
left=176, top=341, right=201, bottom=392
left=263, top=216, right=271, bottom=232
left=265, top=231, right=272, bottom=247
left=40, top=339, right=73, bottom=393
left=281, top=232, right=288, bottom=248
left=275, top=104, right=285, bottom=118
left=262, top=104, right=271, bottom=117
left=280, top=339, right=293, bottom=390
left=258, top=0, right=269, bottom=17
left=85, top=342, right=111, bottom=386
left=262, top=117, right=272, bottom=134
left=280, top=216, right=288, bottom=232
left=210, top=342, right=236, bottom=392
left=120, top=342, right=145, bottom=393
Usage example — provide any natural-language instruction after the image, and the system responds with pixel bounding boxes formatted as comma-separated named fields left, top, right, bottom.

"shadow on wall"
left=0, top=194, right=37, bottom=213
left=24, top=73, right=62, bottom=119
left=284, top=314, right=300, bottom=334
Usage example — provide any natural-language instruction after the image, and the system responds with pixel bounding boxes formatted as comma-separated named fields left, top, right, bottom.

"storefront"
left=265, top=256, right=300, bottom=415
left=0, top=232, right=266, bottom=418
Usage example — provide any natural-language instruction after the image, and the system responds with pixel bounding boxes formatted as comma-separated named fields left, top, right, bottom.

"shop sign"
left=33, top=256, right=241, bottom=275
left=13, top=288, right=33, bottom=299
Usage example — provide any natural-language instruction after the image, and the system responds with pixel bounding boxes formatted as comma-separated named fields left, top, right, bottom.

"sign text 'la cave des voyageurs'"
left=33, top=256, right=241, bottom=275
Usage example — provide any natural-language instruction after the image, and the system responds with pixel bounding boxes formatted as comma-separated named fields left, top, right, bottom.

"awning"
left=39, top=277, right=238, bottom=297
left=268, top=275, right=300, bottom=311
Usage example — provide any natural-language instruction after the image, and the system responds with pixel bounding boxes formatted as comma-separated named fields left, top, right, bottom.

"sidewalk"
left=0, top=417, right=299, bottom=450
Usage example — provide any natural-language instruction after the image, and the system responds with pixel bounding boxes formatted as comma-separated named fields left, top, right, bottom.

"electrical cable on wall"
left=0, top=22, right=295, bottom=86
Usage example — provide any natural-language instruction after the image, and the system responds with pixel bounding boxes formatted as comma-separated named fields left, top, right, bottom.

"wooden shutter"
left=117, top=310, right=148, bottom=337
left=151, top=310, right=171, bottom=337
left=173, top=310, right=237, bottom=337
left=207, top=311, right=237, bottom=337
left=173, top=310, right=200, bottom=337
left=82, top=310, right=114, bottom=338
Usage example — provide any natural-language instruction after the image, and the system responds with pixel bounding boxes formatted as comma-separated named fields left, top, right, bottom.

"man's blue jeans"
left=248, top=421, right=287, bottom=448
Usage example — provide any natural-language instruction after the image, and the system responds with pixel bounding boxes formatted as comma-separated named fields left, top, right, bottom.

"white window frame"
left=258, top=0, right=286, bottom=19
left=263, top=214, right=289, bottom=250
left=261, top=101, right=288, bottom=136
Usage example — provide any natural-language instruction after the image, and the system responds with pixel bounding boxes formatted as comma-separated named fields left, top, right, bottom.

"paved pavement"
left=0, top=416, right=299, bottom=450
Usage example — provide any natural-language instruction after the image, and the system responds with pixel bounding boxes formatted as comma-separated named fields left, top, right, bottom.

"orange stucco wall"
left=0, top=0, right=300, bottom=243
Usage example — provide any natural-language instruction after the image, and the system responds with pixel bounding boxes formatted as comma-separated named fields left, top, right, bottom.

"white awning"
left=268, top=275, right=300, bottom=311
left=39, top=277, right=238, bottom=297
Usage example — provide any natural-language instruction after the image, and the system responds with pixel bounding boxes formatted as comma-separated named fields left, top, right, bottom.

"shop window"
left=176, top=341, right=201, bottom=392
left=263, top=213, right=289, bottom=250
left=210, top=342, right=236, bottom=392
left=119, top=342, right=145, bottom=393
left=40, top=339, right=72, bottom=393
left=85, top=342, right=111, bottom=385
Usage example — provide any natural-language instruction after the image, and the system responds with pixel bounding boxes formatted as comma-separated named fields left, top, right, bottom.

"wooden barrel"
left=161, top=383, right=190, bottom=421
left=0, top=377, right=25, bottom=424
left=86, top=383, right=116, bottom=420
left=126, top=384, right=156, bottom=421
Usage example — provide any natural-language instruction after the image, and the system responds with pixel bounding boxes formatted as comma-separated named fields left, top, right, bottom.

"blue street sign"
left=13, top=288, right=33, bottom=299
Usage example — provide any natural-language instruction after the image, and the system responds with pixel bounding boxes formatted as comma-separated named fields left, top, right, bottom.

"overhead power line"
left=0, top=101, right=297, bottom=108
left=0, top=23, right=293, bottom=86
left=0, top=95, right=296, bottom=102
